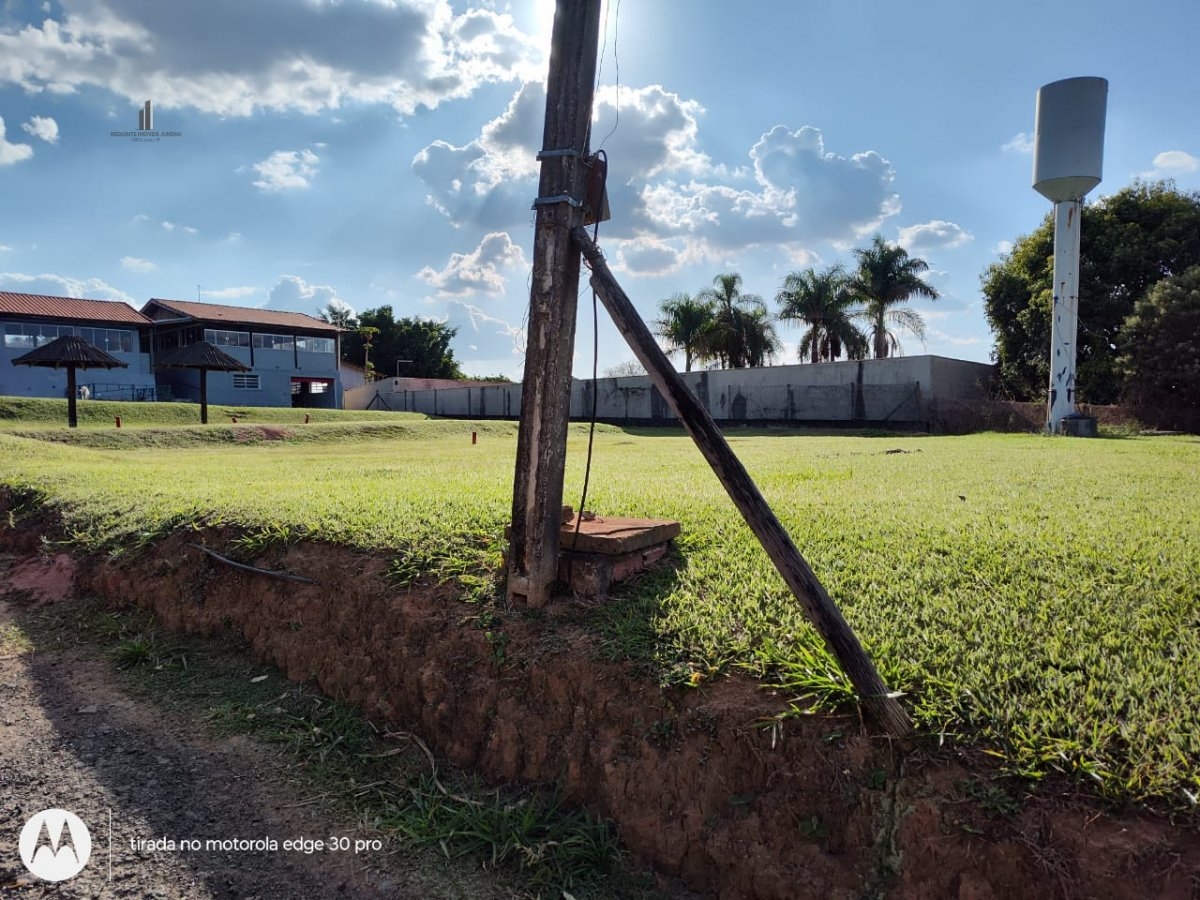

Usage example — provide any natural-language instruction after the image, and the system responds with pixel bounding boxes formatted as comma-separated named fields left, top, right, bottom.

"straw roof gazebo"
left=154, top=340, right=250, bottom=424
left=11, top=334, right=128, bottom=428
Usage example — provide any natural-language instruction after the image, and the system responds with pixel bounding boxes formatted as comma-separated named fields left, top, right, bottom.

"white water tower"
left=1032, top=76, right=1107, bottom=434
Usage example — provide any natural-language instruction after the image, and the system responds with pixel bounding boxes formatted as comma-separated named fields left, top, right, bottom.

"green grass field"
left=1, top=398, right=1197, bottom=809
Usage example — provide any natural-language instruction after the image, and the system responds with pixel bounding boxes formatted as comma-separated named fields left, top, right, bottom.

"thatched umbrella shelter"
left=11, top=334, right=128, bottom=428
left=154, top=340, right=250, bottom=424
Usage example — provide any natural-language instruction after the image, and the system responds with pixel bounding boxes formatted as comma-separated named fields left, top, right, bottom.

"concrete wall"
left=345, top=356, right=995, bottom=427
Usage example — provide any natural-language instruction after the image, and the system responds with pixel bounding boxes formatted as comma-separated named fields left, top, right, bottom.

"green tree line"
left=320, top=303, right=465, bottom=380
left=982, top=180, right=1200, bottom=426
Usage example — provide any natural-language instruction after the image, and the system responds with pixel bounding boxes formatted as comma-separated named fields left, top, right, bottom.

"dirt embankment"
left=2, top=508, right=1198, bottom=899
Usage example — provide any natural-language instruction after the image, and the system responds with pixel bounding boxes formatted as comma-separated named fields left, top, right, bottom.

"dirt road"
left=0, top=554, right=504, bottom=899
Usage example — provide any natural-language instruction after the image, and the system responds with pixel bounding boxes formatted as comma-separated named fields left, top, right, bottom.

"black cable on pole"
left=574, top=150, right=607, bottom=543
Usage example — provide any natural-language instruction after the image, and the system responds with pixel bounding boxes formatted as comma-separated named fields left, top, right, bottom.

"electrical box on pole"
left=1032, top=76, right=1107, bottom=435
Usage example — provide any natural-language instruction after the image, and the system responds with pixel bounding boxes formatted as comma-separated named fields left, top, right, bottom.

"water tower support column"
left=1047, top=198, right=1082, bottom=432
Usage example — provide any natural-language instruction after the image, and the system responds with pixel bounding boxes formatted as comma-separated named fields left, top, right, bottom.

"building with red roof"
left=1, top=291, right=344, bottom=409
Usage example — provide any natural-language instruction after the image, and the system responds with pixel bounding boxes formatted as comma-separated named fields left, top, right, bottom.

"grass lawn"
left=1, top=400, right=1197, bottom=809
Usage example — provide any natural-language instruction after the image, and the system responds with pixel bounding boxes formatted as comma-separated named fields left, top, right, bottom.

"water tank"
left=1032, top=76, right=1107, bottom=202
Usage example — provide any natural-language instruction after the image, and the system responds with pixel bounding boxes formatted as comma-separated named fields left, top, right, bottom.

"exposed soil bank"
left=3, top=510, right=1198, bottom=899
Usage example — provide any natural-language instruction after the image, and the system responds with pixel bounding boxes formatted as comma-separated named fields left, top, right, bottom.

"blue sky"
left=1, top=0, right=1198, bottom=378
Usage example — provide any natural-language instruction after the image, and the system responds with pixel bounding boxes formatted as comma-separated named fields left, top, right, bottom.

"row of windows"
left=3, top=323, right=134, bottom=353
left=205, top=329, right=334, bottom=354
left=2, top=321, right=332, bottom=357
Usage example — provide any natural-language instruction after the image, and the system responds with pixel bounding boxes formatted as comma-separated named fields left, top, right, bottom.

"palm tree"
left=654, top=293, right=714, bottom=372
left=775, top=265, right=869, bottom=363
left=318, top=299, right=358, bottom=329
left=697, top=273, right=780, bottom=368
left=738, top=306, right=783, bottom=367
left=851, top=235, right=940, bottom=359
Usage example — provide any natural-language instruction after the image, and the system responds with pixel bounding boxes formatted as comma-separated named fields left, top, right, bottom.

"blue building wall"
left=1, top=319, right=156, bottom=400
left=160, top=337, right=341, bottom=409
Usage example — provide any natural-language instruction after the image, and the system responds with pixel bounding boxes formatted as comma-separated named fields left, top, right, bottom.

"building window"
left=76, top=327, right=134, bottom=353
left=252, top=332, right=295, bottom=351
left=232, top=373, right=260, bottom=390
left=204, top=328, right=250, bottom=348
left=4, top=323, right=37, bottom=349
left=296, top=336, right=335, bottom=353
left=3, top=323, right=133, bottom=352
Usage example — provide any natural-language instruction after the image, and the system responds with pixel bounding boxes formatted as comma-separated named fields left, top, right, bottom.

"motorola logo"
left=18, top=808, right=92, bottom=882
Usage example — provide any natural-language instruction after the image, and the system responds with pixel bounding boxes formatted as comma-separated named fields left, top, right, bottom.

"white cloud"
left=267, top=274, right=347, bottom=317
left=417, top=231, right=527, bottom=297
left=0, top=271, right=133, bottom=302
left=637, top=124, right=900, bottom=249
left=1140, top=149, right=1200, bottom=178
left=0, top=115, right=33, bottom=165
left=1002, top=132, right=1034, bottom=154
left=120, top=255, right=154, bottom=271
left=21, top=115, right=58, bottom=143
left=0, top=2, right=539, bottom=118
left=201, top=286, right=257, bottom=300
left=929, top=328, right=983, bottom=347
left=161, top=220, right=198, bottom=234
left=897, top=220, right=973, bottom=252
left=131, top=213, right=150, bottom=223
left=994, top=239, right=1014, bottom=255
left=0, top=244, right=12, bottom=252
left=415, top=82, right=900, bottom=263
left=225, top=232, right=242, bottom=242
left=614, top=238, right=684, bottom=276
left=445, top=299, right=526, bottom=357
left=251, top=149, right=319, bottom=193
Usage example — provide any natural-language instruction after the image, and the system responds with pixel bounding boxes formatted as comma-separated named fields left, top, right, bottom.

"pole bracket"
left=536, top=148, right=586, bottom=160
left=531, top=194, right=584, bottom=209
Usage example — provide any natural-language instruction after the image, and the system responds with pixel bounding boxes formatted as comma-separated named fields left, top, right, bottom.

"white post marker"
left=1032, top=76, right=1107, bottom=434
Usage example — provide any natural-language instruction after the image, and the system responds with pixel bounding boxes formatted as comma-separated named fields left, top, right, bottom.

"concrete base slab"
left=506, top=514, right=681, bottom=602
left=558, top=515, right=681, bottom=554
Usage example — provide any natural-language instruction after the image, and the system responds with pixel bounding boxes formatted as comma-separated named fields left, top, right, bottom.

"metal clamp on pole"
left=531, top=194, right=584, bottom=209
left=536, top=147, right=586, bottom=161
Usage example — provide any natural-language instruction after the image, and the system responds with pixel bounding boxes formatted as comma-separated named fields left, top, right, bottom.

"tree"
left=654, top=293, right=714, bottom=372
left=775, top=265, right=869, bottom=363
left=1117, top=265, right=1200, bottom=430
left=318, top=300, right=357, bottom=329
left=697, top=273, right=780, bottom=368
left=340, top=306, right=464, bottom=379
left=852, top=235, right=939, bottom=359
left=357, top=325, right=379, bottom=377
left=983, top=180, right=1200, bottom=403
left=603, top=359, right=647, bottom=378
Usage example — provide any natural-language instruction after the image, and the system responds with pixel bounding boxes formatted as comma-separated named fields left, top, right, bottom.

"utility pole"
left=506, top=0, right=603, bottom=608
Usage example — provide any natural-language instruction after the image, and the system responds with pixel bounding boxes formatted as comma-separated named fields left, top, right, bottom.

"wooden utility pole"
left=507, top=0, right=603, bottom=608
left=573, top=227, right=913, bottom=737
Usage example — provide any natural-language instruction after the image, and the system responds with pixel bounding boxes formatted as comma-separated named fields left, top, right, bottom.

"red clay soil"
left=2, top=509, right=1197, bottom=899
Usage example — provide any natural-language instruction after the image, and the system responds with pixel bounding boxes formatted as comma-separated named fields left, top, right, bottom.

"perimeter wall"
left=345, top=355, right=995, bottom=429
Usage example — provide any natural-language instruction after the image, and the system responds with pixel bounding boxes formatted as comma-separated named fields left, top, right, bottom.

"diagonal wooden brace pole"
left=572, top=226, right=913, bottom=737
left=506, top=0, right=604, bottom=609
